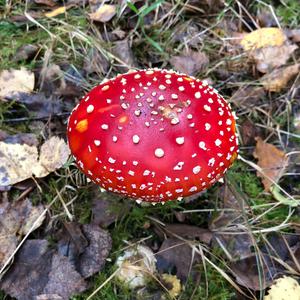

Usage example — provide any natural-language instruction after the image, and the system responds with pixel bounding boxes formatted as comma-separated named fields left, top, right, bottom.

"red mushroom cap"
left=67, top=69, right=238, bottom=202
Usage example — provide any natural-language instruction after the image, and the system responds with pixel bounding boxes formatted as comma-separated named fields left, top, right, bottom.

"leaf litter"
left=0, top=222, right=112, bottom=300
left=0, top=136, right=70, bottom=187
left=0, top=198, right=45, bottom=271
left=2, top=1, right=300, bottom=299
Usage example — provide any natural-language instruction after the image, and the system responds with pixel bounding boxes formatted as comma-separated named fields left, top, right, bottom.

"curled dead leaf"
left=253, top=137, right=289, bottom=191
left=260, top=64, right=300, bottom=92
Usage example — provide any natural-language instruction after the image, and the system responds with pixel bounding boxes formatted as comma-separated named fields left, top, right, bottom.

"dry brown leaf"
left=92, top=190, right=130, bottom=228
left=45, top=6, right=67, bottom=17
left=286, top=29, right=300, bottom=43
left=83, top=49, right=109, bottom=75
left=230, top=85, right=265, bottom=108
left=156, top=238, right=201, bottom=282
left=163, top=224, right=212, bottom=244
left=240, top=119, right=260, bottom=146
left=111, top=39, right=138, bottom=72
left=13, top=44, right=39, bottom=62
left=210, top=185, right=253, bottom=261
left=5, top=92, right=64, bottom=118
left=0, top=142, right=38, bottom=186
left=260, top=64, right=300, bottom=92
left=76, top=224, right=112, bottom=278
left=0, top=240, right=87, bottom=300
left=170, top=50, right=209, bottom=76
left=0, top=136, right=70, bottom=187
left=231, top=254, right=277, bottom=290
left=253, top=137, right=289, bottom=191
left=252, top=44, right=298, bottom=73
left=57, top=222, right=112, bottom=279
left=0, top=68, right=35, bottom=99
left=89, top=4, right=116, bottom=22
left=0, top=198, right=45, bottom=270
left=33, top=137, right=70, bottom=178
left=240, top=27, right=286, bottom=51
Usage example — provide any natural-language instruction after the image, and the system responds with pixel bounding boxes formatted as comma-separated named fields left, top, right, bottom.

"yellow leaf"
left=0, top=68, right=35, bottom=99
left=45, top=6, right=67, bottom=18
left=240, top=27, right=286, bottom=51
left=89, top=4, right=116, bottom=23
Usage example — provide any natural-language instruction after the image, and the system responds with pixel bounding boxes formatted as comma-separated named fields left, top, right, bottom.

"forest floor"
left=0, top=0, right=300, bottom=299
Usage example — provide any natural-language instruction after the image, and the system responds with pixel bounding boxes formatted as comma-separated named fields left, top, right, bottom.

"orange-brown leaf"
left=253, top=137, right=288, bottom=191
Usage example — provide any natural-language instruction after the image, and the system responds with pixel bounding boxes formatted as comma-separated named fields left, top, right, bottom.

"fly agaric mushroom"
left=67, top=69, right=238, bottom=202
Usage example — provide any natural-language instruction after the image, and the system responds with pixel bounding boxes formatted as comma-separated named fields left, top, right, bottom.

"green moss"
left=227, top=160, right=264, bottom=198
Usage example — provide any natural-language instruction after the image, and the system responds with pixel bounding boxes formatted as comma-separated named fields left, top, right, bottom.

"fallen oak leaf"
left=253, top=137, right=289, bottom=191
left=260, top=64, right=300, bottom=92
left=89, top=4, right=116, bottom=22
left=5, top=92, right=64, bottom=118
left=73, top=224, right=112, bottom=278
left=92, top=190, right=130, bottom=228
left=10, top=11, right=44, bottom=22
left=0, top=68, right=35, bottom=99
left=209, top=185, right=253, bottom=261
